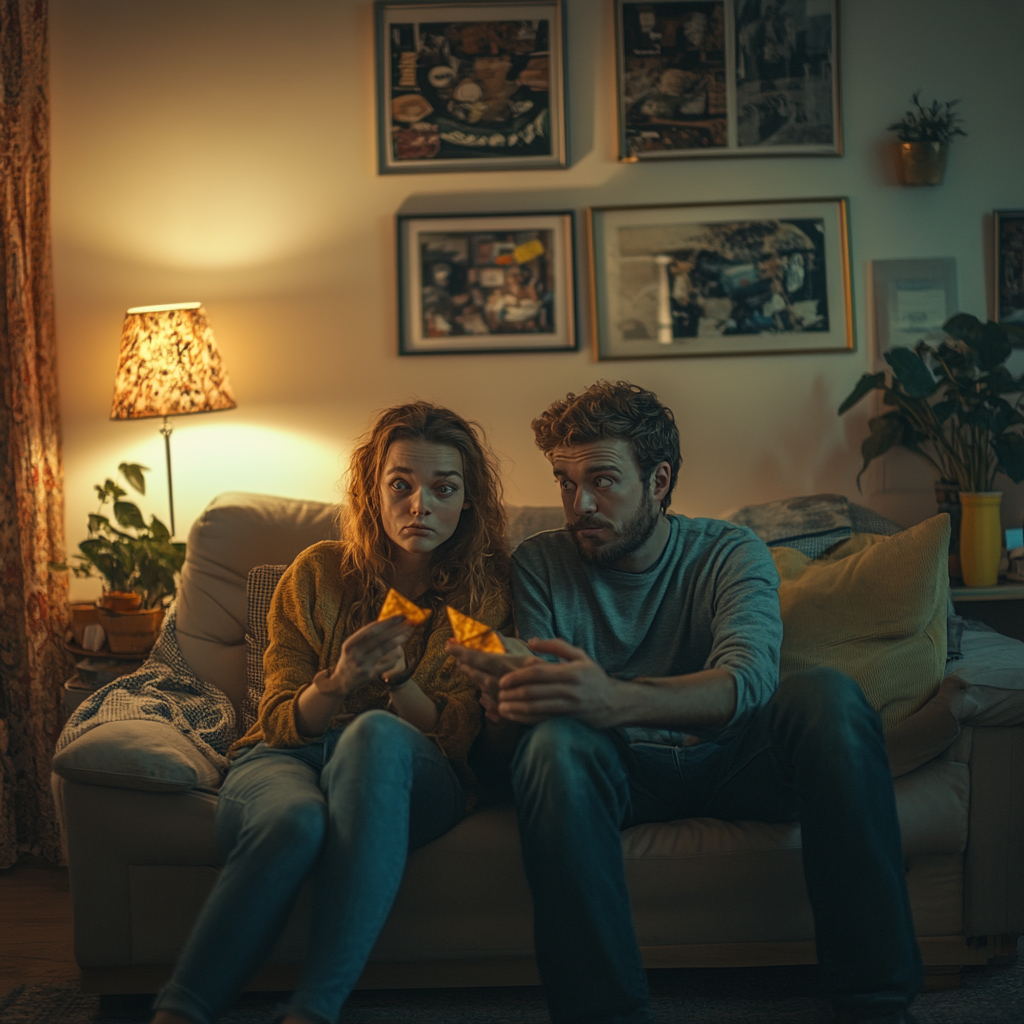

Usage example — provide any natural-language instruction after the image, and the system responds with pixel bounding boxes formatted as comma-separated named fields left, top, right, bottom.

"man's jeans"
left=511, top=668, right=923, bottom=1024
left=151, top=710, right=465, bottom=1024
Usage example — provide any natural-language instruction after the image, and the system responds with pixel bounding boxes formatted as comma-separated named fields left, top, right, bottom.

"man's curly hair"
left=531, top=381, right=681, bottom=513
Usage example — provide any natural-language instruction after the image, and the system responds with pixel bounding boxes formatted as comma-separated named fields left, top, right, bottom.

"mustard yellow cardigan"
left=231, top=541, right=511, bottom=799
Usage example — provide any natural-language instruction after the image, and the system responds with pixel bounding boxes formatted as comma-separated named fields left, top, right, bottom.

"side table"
left=61, top=656, right=146, bottom=721
left=950, top=582, right=1024, bottom=642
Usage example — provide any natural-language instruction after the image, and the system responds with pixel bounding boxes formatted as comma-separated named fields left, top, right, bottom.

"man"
left=450, top=381, right=920, bottom=1024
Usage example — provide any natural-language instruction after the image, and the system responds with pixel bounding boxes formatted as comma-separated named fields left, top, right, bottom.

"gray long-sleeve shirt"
left=510, top=515, right=783, bottom=746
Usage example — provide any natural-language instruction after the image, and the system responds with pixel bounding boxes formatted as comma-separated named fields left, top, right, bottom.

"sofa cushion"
left=175, top=492, right=338, bottom=703
left=52, top=720, right=222, bottom=792
left=954, top=627, right=1024, bottom=727
left=244, top=564, right=288, bottom=730
left=773, top=514, right=950, bottom=729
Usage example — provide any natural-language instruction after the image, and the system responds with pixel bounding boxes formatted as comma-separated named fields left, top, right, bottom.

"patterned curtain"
left=0, top=0, right=70, bottom=868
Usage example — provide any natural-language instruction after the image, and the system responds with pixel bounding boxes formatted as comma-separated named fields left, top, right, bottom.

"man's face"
left=550, top=438, right=661, bottom=566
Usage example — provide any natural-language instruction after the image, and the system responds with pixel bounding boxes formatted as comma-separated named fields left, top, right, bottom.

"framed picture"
left=870, top=258, right=958, bottom=362
left=397, top=211, right=577, bottom=354
left=994, top=209, right=1024, bottom=330
left=588, top=197, right=852, bottom=359
left=375, top=1, right=567, bottom=173
left=614, top=0, right=841, bottom=161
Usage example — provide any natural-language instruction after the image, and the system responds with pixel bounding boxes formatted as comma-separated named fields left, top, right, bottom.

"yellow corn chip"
left=446, top=605, right=505, bottom=654
left=378, top=588, right=431, bottom=625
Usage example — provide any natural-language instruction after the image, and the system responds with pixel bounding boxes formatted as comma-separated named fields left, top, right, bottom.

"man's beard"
left=568, top=489, right=660, bottom=566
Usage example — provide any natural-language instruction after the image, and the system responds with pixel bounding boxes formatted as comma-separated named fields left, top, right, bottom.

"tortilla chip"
left=446, top=605, right=505, bottom=654
left=378, top=588, right=431, bottom=625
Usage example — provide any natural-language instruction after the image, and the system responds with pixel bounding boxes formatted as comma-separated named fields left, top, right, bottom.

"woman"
left=151, top=402, right=511, bottom=1024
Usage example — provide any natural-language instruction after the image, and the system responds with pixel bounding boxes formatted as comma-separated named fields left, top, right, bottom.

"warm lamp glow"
left=110, top=303, right=237, bottom=420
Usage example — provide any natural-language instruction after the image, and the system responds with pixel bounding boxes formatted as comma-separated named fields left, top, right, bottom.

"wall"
left=49, top=0, right=1024, bottom=599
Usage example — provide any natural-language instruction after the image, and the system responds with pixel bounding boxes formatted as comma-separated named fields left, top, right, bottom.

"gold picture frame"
left=588, top=197, right=853, bottom=359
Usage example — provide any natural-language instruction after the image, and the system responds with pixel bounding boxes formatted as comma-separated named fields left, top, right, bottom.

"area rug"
left=1, top=949, right=1021, bottom=1024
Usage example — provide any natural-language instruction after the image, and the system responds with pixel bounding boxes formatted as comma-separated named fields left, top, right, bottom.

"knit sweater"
left=231, top=541, right=512, bottom=799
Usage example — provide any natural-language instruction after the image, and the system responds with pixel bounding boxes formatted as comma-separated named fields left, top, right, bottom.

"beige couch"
left=52, top=493, right=1024, bottom=995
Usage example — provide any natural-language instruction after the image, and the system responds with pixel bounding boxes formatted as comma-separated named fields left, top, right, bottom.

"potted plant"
left=838, top=314, right=1024, bottom=586
left=52, top=463, right=186, bottom=653
left=887, top=92, right=966, bottom=186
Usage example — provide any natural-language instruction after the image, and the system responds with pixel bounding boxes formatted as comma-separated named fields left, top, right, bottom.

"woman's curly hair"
left=337, top=402, right=509, bottom=633
left=531, top=381, right=681, bottom=512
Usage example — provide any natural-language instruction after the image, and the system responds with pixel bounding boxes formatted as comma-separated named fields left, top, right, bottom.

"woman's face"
left=380, top=439, right=470, bottom=558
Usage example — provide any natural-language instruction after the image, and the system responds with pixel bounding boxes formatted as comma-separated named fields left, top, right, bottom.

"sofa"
left=51, top=492, right=1024, bottom=995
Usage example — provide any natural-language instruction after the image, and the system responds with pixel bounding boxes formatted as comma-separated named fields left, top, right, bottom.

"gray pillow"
left=52, top=720, right=222, bottom=792
left=951, top=628, right=1024, bottom=728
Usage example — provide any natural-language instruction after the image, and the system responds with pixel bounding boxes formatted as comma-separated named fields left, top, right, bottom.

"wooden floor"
left=0, top=859, right=79, bottom=999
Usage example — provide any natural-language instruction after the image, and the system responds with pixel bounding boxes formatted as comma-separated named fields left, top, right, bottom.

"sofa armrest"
left=964, top=725, right=1024, bottom=935
left=54, top=775, right=220, bottom=968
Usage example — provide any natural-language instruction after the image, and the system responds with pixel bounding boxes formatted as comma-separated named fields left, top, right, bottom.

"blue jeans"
left=511, top=669, right=922, bottom=1024
left=152, top=709, right=465, bottom=1024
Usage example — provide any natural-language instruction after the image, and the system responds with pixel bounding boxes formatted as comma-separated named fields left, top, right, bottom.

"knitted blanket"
left=56, top=605, right=237, bottom=771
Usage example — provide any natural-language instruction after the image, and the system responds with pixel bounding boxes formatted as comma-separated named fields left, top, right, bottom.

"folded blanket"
left=57, top=605, right=236, bottom=771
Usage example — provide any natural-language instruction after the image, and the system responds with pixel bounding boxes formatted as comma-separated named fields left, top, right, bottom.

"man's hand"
left=447, top=637, right=538, bottom=722
left=496, top=638, right=626, bottom=727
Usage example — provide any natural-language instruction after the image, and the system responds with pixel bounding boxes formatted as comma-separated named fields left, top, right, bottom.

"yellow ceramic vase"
left=959, top=492, right=1002, bottom=588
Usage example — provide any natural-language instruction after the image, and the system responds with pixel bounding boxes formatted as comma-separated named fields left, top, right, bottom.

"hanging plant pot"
left=893, top=141, right=949, bottom=186
left=101, top=591, right=143, bottom=613
left=959, top=492, right=1002, bottom=588
left=98, top=606, right=164, bottom=655
left=933, top=480, right=961, bottom=579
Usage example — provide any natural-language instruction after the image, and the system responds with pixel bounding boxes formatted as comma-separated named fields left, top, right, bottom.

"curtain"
left=0, top=0, right=69, bottom=868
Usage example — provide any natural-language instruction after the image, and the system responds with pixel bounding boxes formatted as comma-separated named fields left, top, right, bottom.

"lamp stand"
left=159, top=415, right=176, bottom=537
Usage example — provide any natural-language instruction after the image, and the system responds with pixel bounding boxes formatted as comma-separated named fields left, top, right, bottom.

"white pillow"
left=52, top=720, right=222, bottom=792
left=952, top=629, right=1024, bottom=728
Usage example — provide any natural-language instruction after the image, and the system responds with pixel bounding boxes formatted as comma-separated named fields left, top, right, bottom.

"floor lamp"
left=109, top=302, right=237, bottom=537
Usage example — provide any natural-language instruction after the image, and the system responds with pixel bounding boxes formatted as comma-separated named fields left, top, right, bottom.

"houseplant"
left=838, top=314, right=1024, bottom=586
left=53, top=463, right=186, bottom=652
left=887, top=92, right=966, bottom=186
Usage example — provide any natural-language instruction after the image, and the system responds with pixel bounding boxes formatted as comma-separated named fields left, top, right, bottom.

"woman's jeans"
left=512, top=669, right=923, bottom=1024
left=152, top=710, right=465, bottom=1024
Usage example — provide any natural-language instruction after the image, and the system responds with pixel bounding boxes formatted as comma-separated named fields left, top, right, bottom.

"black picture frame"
left=397, top=210, right=577, bottom=354
left=994, top=209, right=1024, bottom=333
left=376, top=1, right=568, bottom=174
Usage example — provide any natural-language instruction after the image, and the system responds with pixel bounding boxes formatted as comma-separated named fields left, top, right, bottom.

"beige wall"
left=50, top=0, right=1024, bottom=598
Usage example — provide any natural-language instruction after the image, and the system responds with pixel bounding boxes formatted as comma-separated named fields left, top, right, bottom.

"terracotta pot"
left=101, top=591, right=142, bottom=613
left=69, top=602, right=101, bottom=646
left=893, top=141, right=949, bottom=186
left=98, top=606, right=164, bottom=655
left=959, top=492, right=1003, bottom=588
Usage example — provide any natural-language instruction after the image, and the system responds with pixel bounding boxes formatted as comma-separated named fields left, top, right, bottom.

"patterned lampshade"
left=110, top=303, right=237, bottom=420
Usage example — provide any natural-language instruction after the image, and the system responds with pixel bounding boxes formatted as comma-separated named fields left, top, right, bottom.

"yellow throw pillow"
left=772, top=514, right=950, bottom=730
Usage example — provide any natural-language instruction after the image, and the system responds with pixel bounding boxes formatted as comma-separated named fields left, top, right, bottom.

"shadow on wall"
left=744, top=373, right=866, bottom=510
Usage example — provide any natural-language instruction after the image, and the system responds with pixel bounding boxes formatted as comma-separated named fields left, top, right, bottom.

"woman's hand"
left=313, top=616, right=413, bottom=698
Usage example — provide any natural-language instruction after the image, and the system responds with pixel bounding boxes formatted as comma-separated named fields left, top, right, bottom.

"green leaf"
left=94, top=484, right=107, bottom=503
left=149, top=516, right=171, bottom=541
left=1002, top=322, right=1024, bottom=346
left=837, top=373, right=886, bottom=415
left=943, top=313, right=983, bottom=344
left=930, top=399, right=957, bottom=424
left=87, top=513, right=110, bottom=534
left=103, top=479, right=127, bottom=501
left=113, top=501, right=147, bottom=530
left=971, top=321, right=1012, bottom=372
left=119, top=462, right=149, bottom=494
left=884, top=348, right=937, bottom=399
left=48, top=561, right=69, bottom=572
left=994, top=432, right=1024, bottom=484
left=855, top=414, right=904, bottom=490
